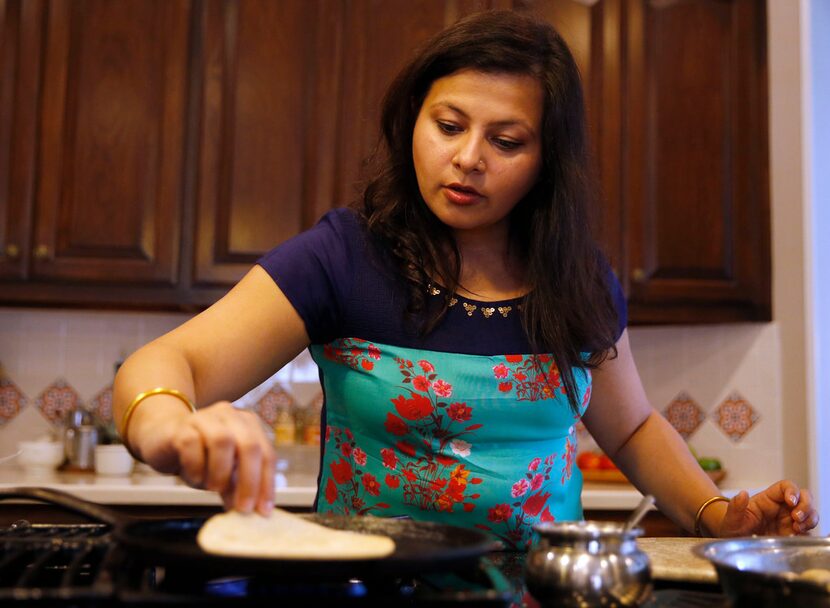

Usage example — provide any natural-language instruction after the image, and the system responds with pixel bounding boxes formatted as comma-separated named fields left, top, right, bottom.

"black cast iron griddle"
left=0, top=486, right=501, bottom=578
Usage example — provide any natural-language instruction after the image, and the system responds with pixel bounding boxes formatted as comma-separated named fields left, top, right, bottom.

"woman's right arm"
left=113, top=265, right=311, bottom=515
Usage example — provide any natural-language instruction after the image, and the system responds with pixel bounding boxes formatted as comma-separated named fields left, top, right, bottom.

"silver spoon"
left=625, top=494, right=655, bottom=532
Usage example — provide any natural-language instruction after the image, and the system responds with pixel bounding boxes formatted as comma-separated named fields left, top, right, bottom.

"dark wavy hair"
left=356, top=10, right=620, bottom=412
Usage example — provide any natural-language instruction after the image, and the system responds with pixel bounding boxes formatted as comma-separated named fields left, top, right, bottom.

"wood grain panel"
left=624, top=0, right=770, bottom=321
left=32, top=0, right=189, bottom=284
left=0, top=0, right=42, bottom=280
left=193, top=0, right=342, bottom=286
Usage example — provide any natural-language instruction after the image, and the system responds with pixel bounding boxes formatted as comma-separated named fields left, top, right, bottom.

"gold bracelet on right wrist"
left=119, top=387, right=196, bottom=451
left=694, top=495, right=730, bottom=537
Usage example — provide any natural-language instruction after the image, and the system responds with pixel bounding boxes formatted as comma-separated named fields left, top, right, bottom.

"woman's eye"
left=437, top=121, right=462, bottom=135
left=492, top=138, right=522, bottom=151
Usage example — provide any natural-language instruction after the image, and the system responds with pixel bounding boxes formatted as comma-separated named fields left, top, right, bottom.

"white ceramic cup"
left=94, top=444, right=134, bottom=476
left=17, top=440, right=65, bottom=471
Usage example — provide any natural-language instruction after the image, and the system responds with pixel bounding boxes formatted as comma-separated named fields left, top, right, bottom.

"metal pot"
left=526, top=520, right=653, bottom=607
left=694, top=536, right=830, bottom=607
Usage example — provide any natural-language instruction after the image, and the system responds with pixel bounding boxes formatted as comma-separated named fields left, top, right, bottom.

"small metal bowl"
left=526, top=520, right=653, bottom=607
left=694, top=536, right=830, bottom=608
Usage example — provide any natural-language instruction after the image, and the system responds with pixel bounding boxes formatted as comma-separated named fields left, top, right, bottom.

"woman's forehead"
left=421, top=69, right=543, bottom=130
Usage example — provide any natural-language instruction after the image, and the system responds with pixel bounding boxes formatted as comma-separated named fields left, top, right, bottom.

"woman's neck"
left=452, top=229, right=528, bottom=301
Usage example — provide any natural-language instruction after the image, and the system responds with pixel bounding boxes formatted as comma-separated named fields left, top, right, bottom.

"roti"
left=196, top=508, right=396, bottom=560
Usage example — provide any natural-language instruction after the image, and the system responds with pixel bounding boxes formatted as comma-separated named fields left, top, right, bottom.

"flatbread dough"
left=197, top=508, right=396, bottom=560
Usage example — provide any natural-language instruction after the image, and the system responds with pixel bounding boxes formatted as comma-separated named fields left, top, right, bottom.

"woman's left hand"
left=718, top=481, right=818, bottom=536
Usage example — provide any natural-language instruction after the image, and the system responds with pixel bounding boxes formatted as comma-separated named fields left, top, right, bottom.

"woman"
left=114, top=10, right=817, bottom=547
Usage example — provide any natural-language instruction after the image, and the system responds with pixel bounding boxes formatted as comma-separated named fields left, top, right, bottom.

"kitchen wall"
left=0, top=307, right=786, bottom=492
left=0, top=1, right=822, bottom=527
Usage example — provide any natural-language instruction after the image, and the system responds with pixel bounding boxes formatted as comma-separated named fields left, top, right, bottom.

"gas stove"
left=1, top=521, right=728, bottom=607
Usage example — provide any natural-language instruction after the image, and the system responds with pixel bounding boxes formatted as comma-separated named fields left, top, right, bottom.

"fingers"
left=173, top=402, right=275, bottom=515
left=792, top=488, right=819, bottom=534
left=718, top=490, right=751, bottom=536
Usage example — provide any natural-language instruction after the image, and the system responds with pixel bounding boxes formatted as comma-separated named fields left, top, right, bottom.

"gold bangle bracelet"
left=119, top=387, right=196, bottom=448
left=694, top=495, right=730, bottom=537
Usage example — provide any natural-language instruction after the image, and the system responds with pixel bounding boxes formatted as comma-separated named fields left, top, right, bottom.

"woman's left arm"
left=581, top=330, right=818, bottom=536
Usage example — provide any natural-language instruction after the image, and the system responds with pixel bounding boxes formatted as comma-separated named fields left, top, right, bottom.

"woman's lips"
left=443, top=184, right=483, bottom=206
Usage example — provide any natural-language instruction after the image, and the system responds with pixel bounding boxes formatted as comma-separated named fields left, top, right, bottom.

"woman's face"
left=412, top=69, right=544, bottom=241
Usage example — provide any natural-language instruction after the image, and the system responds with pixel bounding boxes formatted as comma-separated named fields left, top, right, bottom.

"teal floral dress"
left=313, top=341, right=590, bottom=549
left=258, top=208, right=624, bottom=549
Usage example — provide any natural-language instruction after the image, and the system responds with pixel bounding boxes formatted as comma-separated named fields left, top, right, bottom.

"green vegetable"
left=697, top=457, right=722, bottom=471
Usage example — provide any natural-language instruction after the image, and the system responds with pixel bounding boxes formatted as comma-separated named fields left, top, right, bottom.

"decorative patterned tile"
left=0, top=377, right=27, bottom=426
left=662, top=391, right=705, bottom=439
left=712, top=391, right=760, bottom=442
left=34, top=379, right=81, bottom=426
left=90, top=385, right=113, bottom=423
left=251, top=385, right=295, bottom=426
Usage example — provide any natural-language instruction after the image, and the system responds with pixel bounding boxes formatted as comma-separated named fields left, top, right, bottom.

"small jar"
left=526, top=520, right=652, bottom=607
left=273, top=406, right=296, bottom=446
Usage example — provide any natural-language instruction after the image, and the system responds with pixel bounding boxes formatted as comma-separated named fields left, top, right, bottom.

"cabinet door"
left=194, top=0, right=501, bottom=288
left=193, top=0, right=332, bottom=286
left=0, top=0, right=42, bottom=280
left=623, top=0, right=770, bottom=322
left=31, top=0, right=189, bottom=285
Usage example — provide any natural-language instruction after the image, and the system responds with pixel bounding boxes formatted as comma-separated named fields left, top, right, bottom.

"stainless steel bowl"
left=694, top=536, right=830, bottom=607
left=526, top=520, right=652, bottom=607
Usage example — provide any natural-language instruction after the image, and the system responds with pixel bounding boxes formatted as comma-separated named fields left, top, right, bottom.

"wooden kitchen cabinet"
left=0, top=0, right=771, bottom=323
left=1, top=0, right=192, bottom=307
left=523, top=0, right=771, bottom=324
left=620, top=0, right=771, bottom=323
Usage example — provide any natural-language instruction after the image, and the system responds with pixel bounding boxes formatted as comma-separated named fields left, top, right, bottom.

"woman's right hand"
left=135, top=401, right=277, bottom=516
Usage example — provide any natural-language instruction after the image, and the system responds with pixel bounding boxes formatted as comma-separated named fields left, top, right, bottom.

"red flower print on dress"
left=323, top=338, right=381, bottom=372
left=495, top=355, right=569, bottom=402
left=561, top=436, right=577, bottom=484
left=447, top=402, right=472, bottom=422
left=396, top=441, right=417, bottom=457
left=512, top=479, right=530, bottom=497
left=488, top=504, right=513, bottom=523
left=353, top=447, right=367, bottom=466
left=523, top=491, right=552, bottom=517
left=418, top=360, right=434, bottom=373
left=362, top=473, right=381, bottom=496
left=385, top=474, right=400, bottom=488
left=412, top=376, right=431, bottom=392
left=330, top=458, right=353, bottom=485
left=384, top=412, right=409, bottom=436
left=433, top=380, right=453, bottom=397
left=476, top=454, right=558, bottom=550
left=325, top=478, right=338, bottom=504
left=382, top=358, right=482, bottom=515
left=323, top=426, right=391, bottom=515
left=392, top=393, right=434, bottom=420
left=381, top=448, right=398, bottom=470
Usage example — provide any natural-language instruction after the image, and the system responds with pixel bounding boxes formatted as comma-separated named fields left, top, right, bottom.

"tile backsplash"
left=0, top=308, right=784, bottom=491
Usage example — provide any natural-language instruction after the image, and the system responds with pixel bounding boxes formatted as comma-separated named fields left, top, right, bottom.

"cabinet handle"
left=33, top=244, right=50, bottom=260
left=4, top=244, right=19, bottom=259
left=632, top=268, right=646, bottom=283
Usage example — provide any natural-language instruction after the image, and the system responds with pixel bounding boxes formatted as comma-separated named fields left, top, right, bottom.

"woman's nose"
left=452, top=136, right=485, bottom=173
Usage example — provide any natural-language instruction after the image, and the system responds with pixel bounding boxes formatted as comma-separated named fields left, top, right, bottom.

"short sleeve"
left=605, top=263, right=627, bottom=342
left=256, top=208, right=358, bottom=344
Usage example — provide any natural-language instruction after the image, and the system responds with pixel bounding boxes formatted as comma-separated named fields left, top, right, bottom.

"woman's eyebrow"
left=429, top=101, right=536, bottom=134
